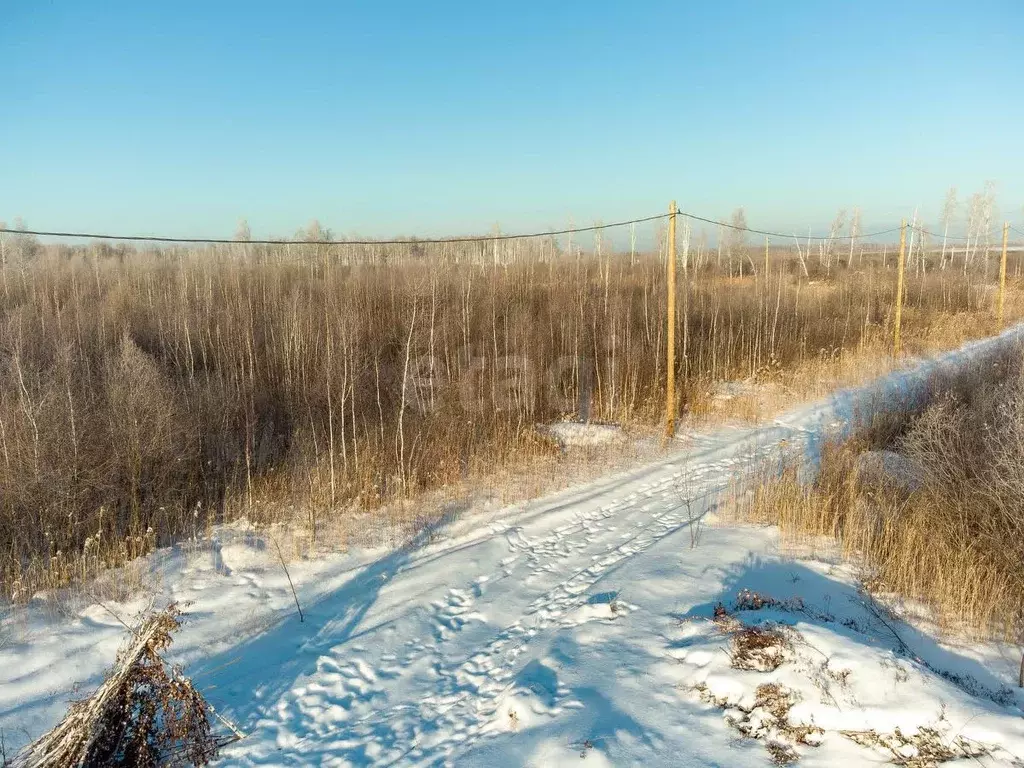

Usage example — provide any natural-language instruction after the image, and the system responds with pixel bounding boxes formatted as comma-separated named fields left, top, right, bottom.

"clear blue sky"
left=2, top=0, right=1022, bottom=239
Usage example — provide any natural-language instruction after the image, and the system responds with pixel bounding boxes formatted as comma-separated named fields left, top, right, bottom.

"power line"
left=0, top=214, right=672, bottom=246
left=0, top=208, right=908, bottom=247
left=677, top=212, right=902, bottom=241
left=914, top=226, right=1003, bottom=242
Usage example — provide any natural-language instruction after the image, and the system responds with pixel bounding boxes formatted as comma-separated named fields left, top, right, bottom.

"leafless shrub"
left=674, top=471, right=706, bottom=548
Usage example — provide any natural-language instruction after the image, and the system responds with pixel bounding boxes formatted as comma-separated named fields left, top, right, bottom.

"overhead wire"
left=0, top=207, right=914, bottom=248
left=676, top=212, right=902, bottom=240
left=0, top=214, right=672, bottom=246
left=913, top=226, right=1003, bottom=242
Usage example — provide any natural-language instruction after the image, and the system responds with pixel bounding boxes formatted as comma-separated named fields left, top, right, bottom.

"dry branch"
left=11, top=605, right=221, bottom=768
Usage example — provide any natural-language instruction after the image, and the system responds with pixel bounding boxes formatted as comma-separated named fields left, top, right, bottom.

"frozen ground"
left=3, top=327, right=1024, bottom=766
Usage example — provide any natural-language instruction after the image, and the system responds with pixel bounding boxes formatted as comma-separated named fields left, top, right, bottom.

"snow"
left=2, top=325, right=1024, bottom=766
left=540, top=420, right=625, bottom=451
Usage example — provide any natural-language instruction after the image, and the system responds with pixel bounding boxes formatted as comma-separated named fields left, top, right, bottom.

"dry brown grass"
left=738, top=348, right=1024, bottom=641
left=693, top=676, right=823, bottom=765
left=730, top=625, right=792, bottom=672
left=0, top=230, right=1021, bottom=602
left=839, top=727, right=988, bottom=766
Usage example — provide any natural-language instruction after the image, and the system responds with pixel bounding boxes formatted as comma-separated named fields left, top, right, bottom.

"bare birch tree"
left=847, top=207, right=862, bottom=268
left=939, top=187, right=957, bottom=270
left=726, top=208, right=748, bottom=277
left=824, top=209, right=846, bottom=275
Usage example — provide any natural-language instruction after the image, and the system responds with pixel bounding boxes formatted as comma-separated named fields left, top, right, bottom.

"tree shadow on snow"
left=185, top=501, right=468, bottom=749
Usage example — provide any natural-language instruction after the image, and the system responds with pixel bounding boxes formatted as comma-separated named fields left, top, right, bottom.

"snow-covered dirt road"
left=4, top=327, right=1024, bottom=766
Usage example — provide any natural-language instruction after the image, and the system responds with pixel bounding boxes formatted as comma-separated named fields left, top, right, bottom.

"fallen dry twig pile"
left=10, top=605, right=221, bottom=767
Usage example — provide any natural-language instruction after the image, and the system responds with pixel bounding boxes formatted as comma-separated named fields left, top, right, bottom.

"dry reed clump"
left=740, top=349, right=1024, bottom=642
left=0, top=235, right=1019, bottom=602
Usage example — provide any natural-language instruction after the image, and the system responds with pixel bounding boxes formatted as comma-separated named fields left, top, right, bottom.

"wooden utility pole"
left=893, top=219, right=907, bottom=357
left=998, top=221, right=1009, bottom=327
left=764, top=235, right=770, bottom=277
left=664, top=201, right=678, bottom=443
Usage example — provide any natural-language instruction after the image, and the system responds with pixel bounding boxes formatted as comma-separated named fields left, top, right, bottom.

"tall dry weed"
left=743, top=350, right=1024, bottom=639
left=0, top=236, right=1018, bottom=600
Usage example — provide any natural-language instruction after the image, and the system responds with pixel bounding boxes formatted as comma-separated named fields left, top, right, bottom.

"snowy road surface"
left=3, top=327, right=1024, bottom=766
